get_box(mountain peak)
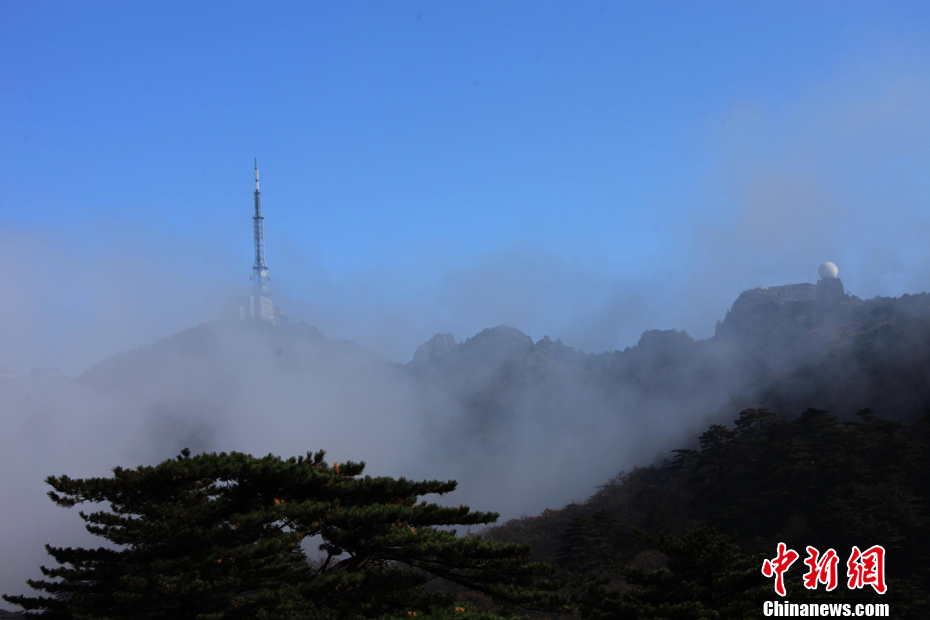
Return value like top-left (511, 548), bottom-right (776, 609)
top-left (459, 325), bottom-right (533, 356)
top-left (411, 333), bottom-right (458, 368)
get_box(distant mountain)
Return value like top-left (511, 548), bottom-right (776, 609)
top-left (78, 319), bottom-right (383, 393)
top-left (28, 280), bottom-right (930, 484)
top-left (406, 286), bottom-right (930, 438)
top-left (67, 277), bottom-right (930, 455)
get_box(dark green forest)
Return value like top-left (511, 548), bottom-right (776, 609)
top-left (487, 407), bottom-right (929, 617)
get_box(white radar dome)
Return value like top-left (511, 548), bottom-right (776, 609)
top-left (818, 262), bottom-right (839, 279)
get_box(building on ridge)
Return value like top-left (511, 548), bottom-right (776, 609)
top-left (733, 262), bottom-right (846, 307)
top-left (714, 262), bottom-right (849, 338)
top-left (814, 261), bottom-right (844, 305)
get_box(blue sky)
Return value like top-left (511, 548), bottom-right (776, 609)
top-left (2, 1), bottom-right (930, 372)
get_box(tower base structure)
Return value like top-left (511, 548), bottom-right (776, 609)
top-left (250, 294), bottom-right (278, 324)
top-left (221, 295), bottom-right (280, 326)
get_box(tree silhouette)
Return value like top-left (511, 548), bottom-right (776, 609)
top-left (578, 528), bottom-right (768, 620)
top-left (4, 449), bottom-right (564, 619)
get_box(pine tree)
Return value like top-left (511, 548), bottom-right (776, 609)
top-left (3, 449), bottom-right (565, 619)
top-left (577, 528), bottom-right (768, 620)
top-left (555, 510), bottom-right (623, 573)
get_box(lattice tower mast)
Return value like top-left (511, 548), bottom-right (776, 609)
top-left (251, 158), bottom-right (269, 295)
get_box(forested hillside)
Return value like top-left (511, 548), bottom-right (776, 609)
top-left (486, 407), bottom-right (929, 617)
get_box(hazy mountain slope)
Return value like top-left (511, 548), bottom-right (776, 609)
top-left (407, 291), bottom-right (930, 451)
top-left (0, 320), bottom-right (427, 607)
top-left (6, 288), bottom-right (930, 612)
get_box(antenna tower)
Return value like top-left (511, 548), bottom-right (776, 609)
top-left (252, 158), bottom-right (269, 296)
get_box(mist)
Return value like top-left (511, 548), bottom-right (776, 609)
top-left (3, 3), bottom-right (930, 610)
top-left (4, 64), bottom-right (930, 603)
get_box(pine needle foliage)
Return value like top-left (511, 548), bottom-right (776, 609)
top-left (555, 510), bottom-right (623, 573)
top-left (3, 449), bottom-right (563, 619)
top-left (576, 528), bottom-right (769, 620)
